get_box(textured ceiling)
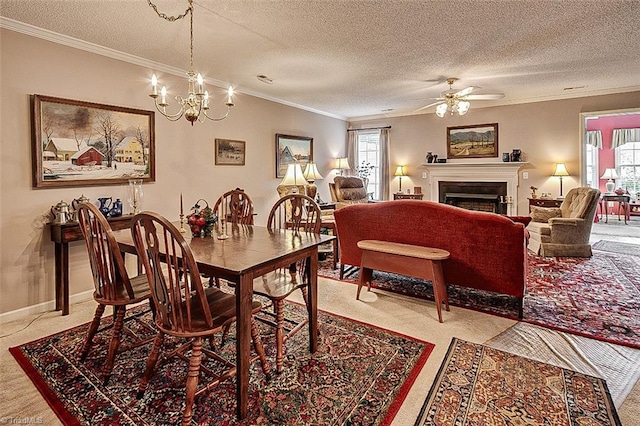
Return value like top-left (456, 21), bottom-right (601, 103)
top-left (2, 0), bottom-right (639, 120)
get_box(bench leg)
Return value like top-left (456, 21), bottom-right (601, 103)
top-left (430, 260), bottom-right (449, 323)
top-left (356, 267), bottom-right (373, 300)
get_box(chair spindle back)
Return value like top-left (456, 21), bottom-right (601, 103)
top-left (131, 212), bottom-right (213, 334)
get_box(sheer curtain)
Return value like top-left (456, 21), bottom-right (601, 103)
top-left (379, 128), bottom-right (390, 200)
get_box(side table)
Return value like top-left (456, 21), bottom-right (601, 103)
top-left (600, 194), bottom-right (630, 224)
top-left (49, 214), bottom-right (134, 315)
top-left (528, 198), bottom-right (562, 212)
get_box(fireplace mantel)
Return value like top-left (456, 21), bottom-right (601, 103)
top-left (419, 162), bottom-right (529, 215)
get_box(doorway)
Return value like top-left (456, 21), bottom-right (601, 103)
top-left (580, 108), bottom-right (640, 243)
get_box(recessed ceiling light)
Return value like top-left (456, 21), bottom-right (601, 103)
top-left (257, 74), bottom-right (273, 84)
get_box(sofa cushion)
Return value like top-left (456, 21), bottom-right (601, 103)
top-left (530, 206), bottom-right (562, 222)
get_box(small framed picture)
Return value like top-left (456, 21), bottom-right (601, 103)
top-left (214, 138), bottom-right (246, 165)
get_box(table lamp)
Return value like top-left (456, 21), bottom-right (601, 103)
top-left (335, 157), bottom-right (350, 175)
top-left (600, 168), bottom-right (618, 194)
top-left (553, 163), bottom-right (569, 197)
top-left (278, 163), bottom-right (305, 195)
top-left (394, 165), bottom-right (406, 193)
top-left (303, 161), bottom-right (324, 200)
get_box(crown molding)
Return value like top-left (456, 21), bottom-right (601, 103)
top-left (0, 17), bottom-right (347, 122)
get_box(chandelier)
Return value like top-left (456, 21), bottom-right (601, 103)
top-left (435, 97), bottom-right (470, 117)
top-left (147, 0), bottom-right (234, 125)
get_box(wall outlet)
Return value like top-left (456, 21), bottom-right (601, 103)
top-left (421, 171), bottom-right (427, 179)
top-left (522, 171), bottom-right (529, 179)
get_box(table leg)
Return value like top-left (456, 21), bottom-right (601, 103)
top-left (308, 249), bottom-right (318, 353)
top-left (236, 274), bottom-right (252, 420)
top-left (54, 242), bottom-right (70, 315)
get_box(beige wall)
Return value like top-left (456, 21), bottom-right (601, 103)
top-left (0, 29), bottom-right (347, 316)
top-left (350, 93), bottom-right (640, 210)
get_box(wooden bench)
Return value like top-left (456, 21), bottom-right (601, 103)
top-left (356, 240), bottom-right (451, 323)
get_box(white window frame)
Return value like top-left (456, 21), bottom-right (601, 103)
top-left (615, 141), bottom-right (640, 194)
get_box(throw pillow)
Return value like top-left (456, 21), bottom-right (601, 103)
top-left (530, 206), bottom-right (563, 223)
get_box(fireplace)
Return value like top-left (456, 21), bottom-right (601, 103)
top-left (420, 162), bottom-right (527, 215)
top-left (439, 181), bottom-right (507, 214)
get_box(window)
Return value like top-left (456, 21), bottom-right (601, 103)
top-left (616, 141), bottom-right (640, 194)
top-left (357, 130), bottom-right (381, 199)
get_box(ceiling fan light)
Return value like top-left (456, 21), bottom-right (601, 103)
top-left (458, 100), bottom-right (470, 115)
top-left (436, 103), bottom-right (448, 117)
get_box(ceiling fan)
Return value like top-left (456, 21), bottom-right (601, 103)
top-left (416, 78), bottom-right (504, 117)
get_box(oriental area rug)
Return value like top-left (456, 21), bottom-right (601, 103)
top-left (319, 244), bottom-right (640, 349)
top-left (414, 338), bottom-right (621, 426)
top-left (9, 302), bottom-right (433, 426)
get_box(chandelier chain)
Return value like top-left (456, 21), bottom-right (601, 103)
top-left (146, 0), bottom-right (192, 22)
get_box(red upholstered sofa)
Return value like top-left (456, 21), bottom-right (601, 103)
top-left (333, 200), bottom-right (528, 317)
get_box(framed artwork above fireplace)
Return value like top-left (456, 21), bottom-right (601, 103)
top-left (446, 123), bottom-right (498, 159)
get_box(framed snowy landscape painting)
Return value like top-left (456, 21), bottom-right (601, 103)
top-left (32, 94), bottom-right (155, 188)
top-left (275, 133), bottom-right (313, 178)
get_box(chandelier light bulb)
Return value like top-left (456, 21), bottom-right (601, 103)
top-left (151, 74), bottom-right (158, 96)
top-left (196, 73), bottom-right (204, 94)
top-left (226, 86), bottom-right (235, 106)
top-left (160, 86), bottom-right (167, 105)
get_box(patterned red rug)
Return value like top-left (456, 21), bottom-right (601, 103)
top-left (9, 302), bottom-right (433, 426)
top-left (414, 338), bottom-right (621, 425)
top-left (320, 246), bottom-right (640, 348)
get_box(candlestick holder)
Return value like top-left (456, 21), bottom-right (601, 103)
top-left (217, 218), bottom-right (229, 240)
top-left (179, 214), bottom-right (186, 233)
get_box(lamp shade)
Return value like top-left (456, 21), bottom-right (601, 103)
top-left (553, 163), bottom-right (569, 177)
top-left (279, 163), bottom-right (305, 186)
top-left (334, 157), bottom-right (350, 171)
top-left (303, 162), bottom-right (324, 181)
top-left (600, 168), bottom-right (619, 180)
top-left (394, 165), bottom-right (406, 177)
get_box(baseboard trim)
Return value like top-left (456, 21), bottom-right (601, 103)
top-left (0, 290), bottom-right (94, 324)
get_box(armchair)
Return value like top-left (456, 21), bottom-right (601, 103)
top-left (526, 187), bottom-right (601, 257)
top-left (329, 176), bottom-right (370, 209)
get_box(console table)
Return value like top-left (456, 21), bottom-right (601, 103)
top-left (49, 215), bottom-right (134, 315)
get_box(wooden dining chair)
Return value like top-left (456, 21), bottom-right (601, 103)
top-left (76, 202), bottom-right (154, 385)
top-left (130, 211), bottom-right (270, 426)
top-left (212, 187), bottom-right (255, 225)
top-left (207, 188), bottom-right (255, 288)
top-left (252, 193), bottom-right (322, 373)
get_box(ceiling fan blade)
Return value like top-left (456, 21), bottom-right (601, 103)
top-left (453, 86), bottom-right (481, 97)
top-left (414, 100), bottom-right (444, 112)
top-left (466, 93), bottom-right (505, 100)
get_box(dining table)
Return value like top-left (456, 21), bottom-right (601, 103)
top-left (112, 222), bottom-right (334, 419)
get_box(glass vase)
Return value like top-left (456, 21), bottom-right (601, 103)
top-left (128, 179), bottom-right (144, 214)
